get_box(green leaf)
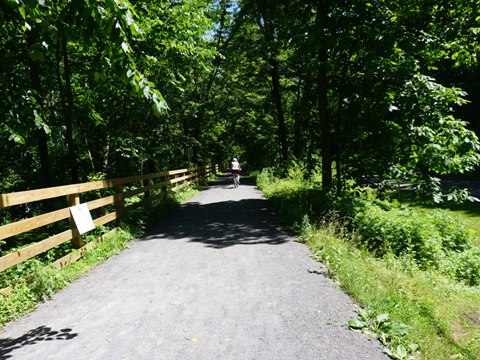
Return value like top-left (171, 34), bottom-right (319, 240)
top-left (376, 313), bottom-right (390, 323)
top-left (121, 41), bottom-right (130, 53)
top-left (143, 85), bottom-right (150, 98)
top-left (386, 323), bottom-right (411, 336)
top-left (347, 319), bottom-right (367, 330)
top-left (8, 133), bottom-right (25, 145)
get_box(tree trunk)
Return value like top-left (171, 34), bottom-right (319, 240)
top-left (84, 134), bottom-right (96, 173)
top-left (60, 26), bottom-right (79, 183)
top-left (335, 56), bottom-right (349, 194)
top-left (27, 32), bottom-right (52, 189)
top-left (293, 73), bottom-right (304, 159)
top-left (192, 107), bottom-right (203, 164)
top-left (270, 57), bottom-right (288, 162)
top-left (103, 133), bottom-right (111, 173)
top-left (36, 130), bottom-right (52, 188)
top-left (258, 12), bottom-right (289, 163)
top-left (317, 0), bottom-right (332, 189)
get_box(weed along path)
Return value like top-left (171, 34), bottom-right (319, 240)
top-left (0, 175), bottom-right (387, 360)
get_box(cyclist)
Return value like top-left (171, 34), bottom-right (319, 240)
top-left (230, 157), bottom-right (241, 185)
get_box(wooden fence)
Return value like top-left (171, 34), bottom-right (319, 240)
top-left (0, 164), bottom-right (219, 276)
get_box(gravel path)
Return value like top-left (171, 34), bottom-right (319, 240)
top-left (0, 175), bottom-right (387, 360)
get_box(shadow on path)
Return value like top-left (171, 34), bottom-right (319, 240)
top-left (142, 177), bottom-right (289, 248)
top-left (217, 173), bottom-right (256, 189)
top-left (0, 326), bottom-right (77, 360)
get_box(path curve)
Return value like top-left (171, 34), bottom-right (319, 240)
top-left (0, 175), bottom-right (387, 360)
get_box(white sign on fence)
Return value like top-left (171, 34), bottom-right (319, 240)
top-left (69, 203), bottom-right (95, 234)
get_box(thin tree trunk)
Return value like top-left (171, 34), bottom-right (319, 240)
top-left (258, 13), bottom-right (288, 163)
top-left (36, 130), bottom-right (52, 188)
top-left (270, 57), bottom-right (288, 162)
top-left (335, 56), bottom-right (349, 194)
top-left (293, 74), bottom-right (304, 159)
top-left (60, 26), bottom-right (79, 183)
top-left (84, 135), bottom-right (96, 173)
top-left (27, 32), bottom-right (52, 188)
top-left (192, 106), bottom-right (203, 164)
top-left (317, 0), bottom-right (332, 189)
top-left (103, 133), bottom-right (110, 173)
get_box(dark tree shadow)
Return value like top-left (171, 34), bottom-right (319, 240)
top-left (141, 175), bottom-right (290, 248)
top-left (0, 326), bottom-right (78, 359)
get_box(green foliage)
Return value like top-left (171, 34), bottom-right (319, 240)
top-left (354, 204), bottom-right (463, 264)
top-left (1, 0), bottom-right (222, 194)
top-left (256, 167), bottom-right (480, 358)
top-left (442, 248), bottom-right (480, 287)
top-left (310, 224), bottom-right (480, 358)
top-left (389, 74), bottom-right (480, 200)
top-left (0, 284), bottom-right (37, 327)
top-left (350, 194), bottom-right (479, 285)
top-left (348, 308), bottom-right (417, 359)
top-left (256, 165), bottom-right (334, 231)
top-left (2, 0), bottom-right (480, 200)
top-left (258, 165), bottom-right (480, 287)
top-left (26, 261), bottom-right (67, 302)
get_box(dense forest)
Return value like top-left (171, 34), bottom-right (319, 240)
top-left (1, 0), bottom-right (480, 197)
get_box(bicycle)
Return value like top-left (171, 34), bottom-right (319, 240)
top-left (232, 172), bottom-right (240, 188)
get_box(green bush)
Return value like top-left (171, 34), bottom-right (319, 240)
top-left (255, 165), bottom-right (480, 357)
top-left (353, 204), bottom-right (445, 269)
top-left (256, 166), bottom-right (334, 230)
top-left (442, 248), bottom-right (480, 286)
top-left (431, 210), bottom-right (470, 252)
top-left (352, 200), bottom-right (474, 273)
top-left (256, 165), bottom-right (480, 286)
top-left (257, 166), bottom-right (479, 286)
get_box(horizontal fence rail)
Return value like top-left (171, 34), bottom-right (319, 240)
top-left (0, 164), bottom-right (219, 277)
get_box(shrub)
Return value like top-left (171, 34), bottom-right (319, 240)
top-left (353, 204), bottom-right (445, 269)
top-left (257, 166), bottom-right (479, 286)
top-left (431, 210), bottom-right (470, 252)
top-left (441, 248), bottom-right (480, 286)
top-left (352, 201), bottom-right (473, 272)
top-left (256, 167), bottom-right (334, 230)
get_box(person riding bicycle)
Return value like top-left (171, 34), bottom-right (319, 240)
top-left (230, 157), bottom-right (241, 184)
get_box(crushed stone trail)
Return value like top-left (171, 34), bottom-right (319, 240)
top-left (0, 175), bottom-right (387, 360)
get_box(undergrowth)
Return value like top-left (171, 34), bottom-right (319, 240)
top-left (256, 165), bottom-right (480, 359)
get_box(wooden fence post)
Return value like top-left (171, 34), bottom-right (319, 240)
top-left (192, 168), bottom-right (198, 184)
top-left (143, 179), bottom-right (151, 199)
top-left (67, 193), bottom-right (84, 249)
top-left (161, 176), bottom-right (168, 197)
top-left (114, 185), bottom-right (125, 216)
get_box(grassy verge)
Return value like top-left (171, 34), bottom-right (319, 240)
top-left (304, 224), bottom-right (480, 359)
top-left (254, 168), bottom-right (480, 359)
top-left (0, 183), bottom-right (201, 328)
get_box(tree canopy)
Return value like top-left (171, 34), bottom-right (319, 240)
top-left (1, 0), bottom-right (479, 201)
